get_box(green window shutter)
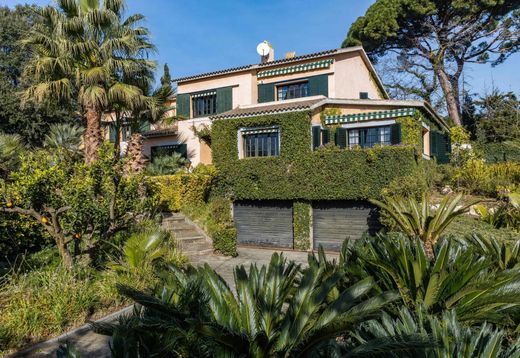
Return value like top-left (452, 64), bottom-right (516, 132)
top-left (258, 83), bottom-right (275, 103)
top-left (216, 86), bottom-right (233, 113)
top-left (177, 143), bottom-right (188, 159)
top-left (335, 127), bottom-right (347, 149)
top-left (109, 123), bottom-right (116, 143)
top-left (445, 133), bottom-right (451, 154)
top-left (312, 126), bottom-right (321, 149)
top-left (390, 123), bottom-right (402, 145)
top-left (139, 120), bottom-right (151, 133)
top-left (176, 93), bottom-right (190, 118)
top-left (321, 128), bottom-right (331, 145)
top-left (308, 74), bottom-right (329, 97)
top-left (430, 131), bottom-right (438, 158)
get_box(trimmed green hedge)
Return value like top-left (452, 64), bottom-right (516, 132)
top-left (212, 111), bottom-right (418, 201)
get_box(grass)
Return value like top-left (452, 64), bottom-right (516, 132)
top-left (445, 215), bottom-right (519, 242)
top-left (0, 237), bottom-right (186, 355)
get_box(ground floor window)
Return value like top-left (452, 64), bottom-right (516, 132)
top-left (150, 144), bottom-right (187, 161)
top-left (241, 127), bottom-right (280, 158)
top-left (348, 126), bottom-right (391, 148)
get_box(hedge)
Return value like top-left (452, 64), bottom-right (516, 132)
top-left (293, 201), bottom-right (311, 250)
top-left (212, 111), bottom-right (419, 201)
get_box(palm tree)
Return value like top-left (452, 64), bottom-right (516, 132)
top-left (95, 251), bottom-right (431, 357)
top-left (370, 193), bottom-right (474, 258)
top-left (145, 152), bottom-right (185, 176)
top-left (43, 123), bottom-right (84, 161)
top-left (0, 134), bottom-right (25, 178)
top-left (22, 0), bottom-right (155, 163)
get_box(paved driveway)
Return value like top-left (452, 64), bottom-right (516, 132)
top-left (11, 247), bottom-right (329, 358)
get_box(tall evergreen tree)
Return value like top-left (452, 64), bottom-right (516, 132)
top-left (160, 63), bottom-right (172, 92)
top-left (344, 0), bottom-right (520, 126)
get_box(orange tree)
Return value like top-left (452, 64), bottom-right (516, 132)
top-left (1, 144), bottom-right (157, 268)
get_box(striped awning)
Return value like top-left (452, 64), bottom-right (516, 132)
top-left (191, 90), bottom-right (216, 98)
top-left (257, 59), bottom-right (334, 79)
top-left (241, 126), bottom-right (279, 135)
top-left (324, 108), bottom-right (416, 125)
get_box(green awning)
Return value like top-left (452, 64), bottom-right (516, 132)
top-left (191, 90), bottom-right (216, 98)
top-left (241, 126), bottom-right (279, 135)
top-left (325, 108), bottom-right (416, 125)
top-left (257, 59), bottom-right (334, 79)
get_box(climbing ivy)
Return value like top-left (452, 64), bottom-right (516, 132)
top-left (212, 111), bottom-right (418, 201)
top-left (293, 201), bottom-right (311, 250)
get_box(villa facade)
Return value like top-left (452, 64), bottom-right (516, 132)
top-left (110, 46), bottom-right (451, 250)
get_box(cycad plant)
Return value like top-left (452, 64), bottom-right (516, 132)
top-left (95, 251), bottom-right (430, 357)
top-left (462, 234), bottom-right (520, 270)
top-left (43, 123), bottom-right (84, 161)
top-left (348, 235), bottom-right (520, 327)
top-left (22, 0), bottom-right (155, 163)
top-left (371, 193), bottom-right (474, 258)
top-left (354, 307), bottom-right (520, 358)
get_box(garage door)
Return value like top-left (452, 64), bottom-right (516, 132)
top-left (234, 201), bottom-right (293, 248)
top-left (313, 201), bottom-right (380, 251)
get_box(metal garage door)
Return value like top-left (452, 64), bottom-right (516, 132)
top-left (313, 201), bottom-right (380, 251)
top-left (234, 201), bottom-right (293, 248)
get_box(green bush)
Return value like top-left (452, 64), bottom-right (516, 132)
top-left (0, 212), bottom-right (52, 261)
top-left (212, 111), bottom-right (418, 201)
top-left (453, 159), bottom-right (520, 196)
top-left (148, 165), bottom-right (216, 212)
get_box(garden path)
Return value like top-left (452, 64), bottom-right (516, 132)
top-left (10, 247), bottom-right (328, 358)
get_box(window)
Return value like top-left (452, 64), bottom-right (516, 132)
top-left (348, 126), bottom-right (391, 148)
top-left (150, 144), bottom-right (187, 161)
top-left (277, 81), bottom-right (309, 100)
top-left (359, 92), bottom-right (369, 99)
top-left (192, 93), bottom-right (217, 117)
top-left (242, 127), bottom-right (280, 158)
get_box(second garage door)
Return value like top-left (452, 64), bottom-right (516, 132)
top-left (313, 201), bottom-right (380, 251)
top-left (234, 201), bottom-right (293, 248)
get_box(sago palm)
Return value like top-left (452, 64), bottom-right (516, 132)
top-left (95, 251), bottom-right (430, 357)
top-left (22, 0), bottom-right (155, 163)
top-left (145, 152), bottom-right (185, 176)
top-left (371, 193), bottom-right (474, 258)
top-left (348, 235), bottom-right (520, 327)
top-left (354, 306), bottom-right (520, 358)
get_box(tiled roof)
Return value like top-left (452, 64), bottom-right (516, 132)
top-left (210, 96), bottom-right (326, 120)
top-left (142, 128), bottom-right (177, 138)
top-left (172, 49), bottom-right (341, 83)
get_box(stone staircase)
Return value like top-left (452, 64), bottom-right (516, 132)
top-left (161, 213), bottom-right (213, 256)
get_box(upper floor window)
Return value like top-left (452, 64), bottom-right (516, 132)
top-left (241, 127), bottom-right (280, 158)
top-left (349, 126), bottom-right (391, 149)
top-left (277, 81), bottom-right (309, 101)
top-left (192, 92), bottom-right (217, 117)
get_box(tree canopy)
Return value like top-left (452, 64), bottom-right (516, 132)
top-left (343, 0), bottom-right (520, 126)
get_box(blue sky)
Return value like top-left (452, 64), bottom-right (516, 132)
top-left (3, 0), bottom-right (519, 96)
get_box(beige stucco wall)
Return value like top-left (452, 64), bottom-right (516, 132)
top-left (333, 52), bottom-right (383, 100)
top-left (178, 71), bottom-right (255, 109)
top-left (176, 117), bottom-right (212, 167)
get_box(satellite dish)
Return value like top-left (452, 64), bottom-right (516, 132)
top-left (256, 41), bottom-right (271, 56)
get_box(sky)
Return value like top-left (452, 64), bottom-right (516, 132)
top-left (2, 0), bottom-right (519, 96)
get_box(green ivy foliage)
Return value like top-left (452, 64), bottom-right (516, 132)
top-left (212, 111), bottom-right (418, 201)
top-left (293, 201), bottom-right (311, 250)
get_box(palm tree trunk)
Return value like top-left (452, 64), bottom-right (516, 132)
top-left (126, 132), bottom-right (148, 173)
top-left (84, 107), bottom-right (102, 164)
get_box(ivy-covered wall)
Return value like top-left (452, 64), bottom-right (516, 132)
top-left (293, 201), bottom-right (311, 250)
top-left (212, 111), bottom-right (418, 201)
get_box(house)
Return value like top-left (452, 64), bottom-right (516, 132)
top-left (116, 44), bottom-right (451, 250)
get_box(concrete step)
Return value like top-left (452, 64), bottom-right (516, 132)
top-left (183, 248), bottom-right (214, 256)
top-left (161, 212), bottom-right (213, 254)
top-left (177, 235), bottom-right (207, 244)
top-left (163, 222), bottom-right (194, 231)
top-left (173, 228), bottom-right (202, 238)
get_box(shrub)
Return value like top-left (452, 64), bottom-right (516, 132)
top-left (476, 140), bottom-right (520, 163)
top-left (148, 165), bottom-right (216, 212)
top-left (453, 159), bottom-right (520, 196)
top-left (204, 198), bottom-right (237, 256)
top-left (145, 153), bottom-right (186, 176)
top-left (293, 201), bottom-right (311, 250)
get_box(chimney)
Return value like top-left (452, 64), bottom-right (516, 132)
top-left (285, 51), bottom-right (296, 59)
